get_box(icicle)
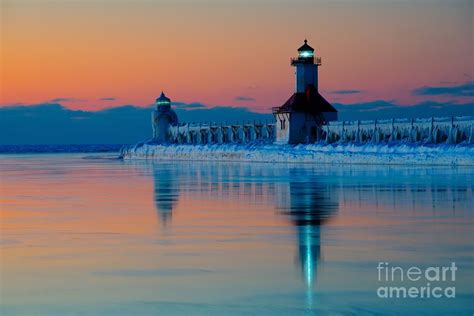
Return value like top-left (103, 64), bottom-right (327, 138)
top-left (262, 126), bottom-right (269, 140)
top-left (447, 126), bottom-right (459, 144)
top-left (432, 127), bottom-right (440, 144)
top-left (340, 128), bottom-right (347, 143)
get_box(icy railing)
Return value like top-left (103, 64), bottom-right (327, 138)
top-left (168, 121), bottom-right (276, 144)
top-left (166, 116), bottom-right (473, 145)
top-left (324, 116), bottom-right (474, 144)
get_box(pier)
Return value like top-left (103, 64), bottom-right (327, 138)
top-left (165, 116), bottom-right (474, 145)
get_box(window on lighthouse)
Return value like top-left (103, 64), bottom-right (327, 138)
top-left (299, 50), bottom-right (314, 58)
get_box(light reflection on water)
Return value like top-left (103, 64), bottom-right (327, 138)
top-left (1, 154), bottom-right (473, 315)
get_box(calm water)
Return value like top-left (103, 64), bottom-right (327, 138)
top-left (1, 154), bottom-right (473, 315)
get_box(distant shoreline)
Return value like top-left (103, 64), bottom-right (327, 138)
top-left (0, 144), bottom-right (125, 154)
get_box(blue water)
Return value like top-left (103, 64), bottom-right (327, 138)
top-left (0, 153), bottom-right (473, 315)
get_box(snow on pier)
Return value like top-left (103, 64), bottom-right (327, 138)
top-left (121, 142), bottom-right (474, 166)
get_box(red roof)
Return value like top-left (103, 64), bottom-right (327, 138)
top-left (274, 85), bottom-right (337, 114)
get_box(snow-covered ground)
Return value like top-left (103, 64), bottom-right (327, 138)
top-left (121, 142), bottom-right (474, 166)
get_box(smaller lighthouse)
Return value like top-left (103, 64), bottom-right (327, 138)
top-left (273, 40), bottom-right (337, 144)
top-left (152, 92), bottom-right (178, 143)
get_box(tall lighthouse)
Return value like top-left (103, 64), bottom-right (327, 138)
top-left (272, 40), bottom-right (337, 144)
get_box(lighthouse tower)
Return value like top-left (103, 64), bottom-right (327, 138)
top-left (152, 92), bottom-right (178, 143)
top-left (293, 39), bottom-right (320, 93)
top-left (272, 40), bottom-right (337, 144)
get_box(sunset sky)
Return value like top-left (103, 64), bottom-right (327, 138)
top-left (2, 0), bottom-right (473, 113)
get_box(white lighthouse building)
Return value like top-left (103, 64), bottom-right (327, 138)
top-left (152, 92), bottom-right (178, 143)
top-left (273, 40), bottom-right (337, 144)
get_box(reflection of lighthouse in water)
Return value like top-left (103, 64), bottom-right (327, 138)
top-left (150, 163), bottom-right (338, 287)
top-left (278, 172), bottom-right (338, 287)
top-left (153, 167), bottom-right (179, 226)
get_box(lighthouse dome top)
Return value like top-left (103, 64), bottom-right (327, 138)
top-left (156, 91), bottom-right (171, 104)
top-left (297, 39), bottom-right (314, 58)
top-left (156, 91), bottom-right (172, 112)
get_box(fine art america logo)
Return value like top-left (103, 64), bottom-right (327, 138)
top-left (377, 262), bottom-right (457, 299)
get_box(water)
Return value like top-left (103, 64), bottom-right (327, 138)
top-left (1, 154), bottom-right (473, 315)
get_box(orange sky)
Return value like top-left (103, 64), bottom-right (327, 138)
top-left (1, 0), bottom-right (472, 111)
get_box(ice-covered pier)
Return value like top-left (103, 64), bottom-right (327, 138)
top-left (165, 116), bottom-right (474, 145)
